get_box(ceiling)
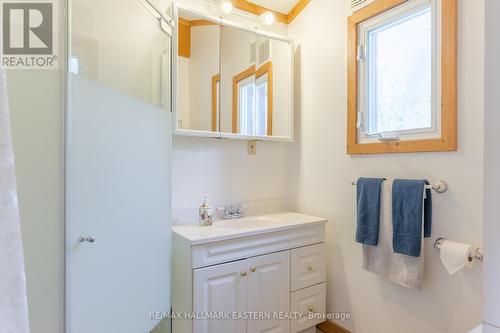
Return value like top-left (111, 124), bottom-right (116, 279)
top-left (247, 0), bottom-right (299, 14)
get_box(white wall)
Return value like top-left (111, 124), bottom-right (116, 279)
top-left (189, 25), bottom-right (220, 131)
top-left (171, 136), bottom-right (288, 223)
top-left (483, 0), bottom-right (500, 328)
top-left (6, 0), bottom-right (66, 331)
top-left (287, 0), bottom-right (484, 332)
top-left (269, 38), bottom-right (292, 137)
top-left (8, 70), bottom-right (65, 333)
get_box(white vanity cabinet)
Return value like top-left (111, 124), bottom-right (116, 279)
top-left (194, 251), bottom-right (290, 333)
top-left (172, 212), bottom-right (327, 333)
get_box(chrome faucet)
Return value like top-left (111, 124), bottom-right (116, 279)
top-left (221, 204), bottom-right (246, 220)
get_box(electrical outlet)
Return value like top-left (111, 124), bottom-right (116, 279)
top-left (247, 140), bottom-right (257, 155)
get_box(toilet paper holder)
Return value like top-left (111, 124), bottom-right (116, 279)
top-left (434, 237), bottom-right (484, 262)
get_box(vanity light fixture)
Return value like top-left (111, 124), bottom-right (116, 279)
top-left (260, 11), bottom-right (275, 25)
top-left (220, 0), bottom-right (233, 14)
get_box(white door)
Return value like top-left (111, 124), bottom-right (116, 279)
top-left (193, 260), bottom-right (248, 333)
top-left (67, 0), bottom-right (172, 332)
top-left (247, 251), bottom-right (291, 333)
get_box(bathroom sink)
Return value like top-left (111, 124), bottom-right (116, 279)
top-left (214, 215), bottom-right (282, 229)
top-left (172, 212), bottom-right (327, 245)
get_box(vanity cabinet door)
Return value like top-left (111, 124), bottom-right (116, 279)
top-left (246, 251), bottom-right (291, 333)
top-left (193, 260), bottom-right (248, 333)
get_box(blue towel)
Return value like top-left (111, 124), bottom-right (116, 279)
top-left (356, 177), bottom-right (385, 246)
top-left (392, 179), bottom-right (432, 257)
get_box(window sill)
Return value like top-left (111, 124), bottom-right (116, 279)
top-left (347, 137), bottom-right (457, 155)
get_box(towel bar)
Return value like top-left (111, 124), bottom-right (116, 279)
top-left (351, 179), bottom-right (448, 193)
top-left (434, 237), bottom-right (484, 262)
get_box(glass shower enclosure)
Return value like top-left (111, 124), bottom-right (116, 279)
top-left (66, 0), bottom-right (173, 332)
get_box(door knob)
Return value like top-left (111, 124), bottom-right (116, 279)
top-left (250, 267), bottom-right (256, 272)
top-left (79, 236), bottom-right (95, 243)
top-left (240, 272), bottom-right (247, 277)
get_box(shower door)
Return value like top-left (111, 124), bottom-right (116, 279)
top-left (66, 0), bottom-right (172, 332)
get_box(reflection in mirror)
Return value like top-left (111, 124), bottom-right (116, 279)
top-left (219, 25), bottom-right (292, 138)
top-left (177, 9), bottom-right (220, 132)
top-left (219, 26), bottom-right (256, 134)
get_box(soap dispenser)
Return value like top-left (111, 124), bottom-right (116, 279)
top-left (199, 195), bottom-right (214, 226)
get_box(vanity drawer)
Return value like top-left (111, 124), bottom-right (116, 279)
top-left (191, 225), bottom-right (325, 268)
top-left (290, 283), bottom-right (326, 333)
top-left (291, 244), bottom-right (326, 291)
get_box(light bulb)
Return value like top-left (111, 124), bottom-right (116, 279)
top-left (260, 11), bottom-right (275, 25)
top-left (220, 0), bottom-right (233, 14)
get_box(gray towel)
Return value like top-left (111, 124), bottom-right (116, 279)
top-left (363, 180), bottom-right (425, 290)
top-left (356, 177), bottom-right (385, 246)
top-left (392, 179), bottom-right (432, 257)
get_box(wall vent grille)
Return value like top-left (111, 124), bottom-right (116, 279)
top-left (258, 39), bottom-right (271, 66)
top-left (250, 42), bottom-right (256, 65)
top-left (351, 0), bottom-right (367, 8)
top-left (351, 0), bottom-right (374, 12)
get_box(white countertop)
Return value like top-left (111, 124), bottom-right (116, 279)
top-left (172, 212), bottom-right (327, 245)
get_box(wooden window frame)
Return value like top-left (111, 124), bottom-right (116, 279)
top-left (232, 61), bottom-right (273, 136)
top-left (256, 62), bottom-right (273, 136)
top-left (347, 0), bottom-right (457, 154)
top-left (211, 74), bottom-right (220, 132)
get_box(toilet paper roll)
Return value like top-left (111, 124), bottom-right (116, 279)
top-left (439, 240), bottom-right (475, 275)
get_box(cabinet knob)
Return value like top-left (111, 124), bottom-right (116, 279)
top-left (250, 267), bottom-right (256, 272)
top-left (307, 264), bottom-right (313, 272)
top-left (307, 306), bottom-right (315, 313)
top-left (240, 272), bottom-right (247, 277)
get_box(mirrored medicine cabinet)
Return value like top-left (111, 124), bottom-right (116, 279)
top-left (172, 3), bottom-right (294, 141)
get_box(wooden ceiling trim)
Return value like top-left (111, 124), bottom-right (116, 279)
top-left (232, 0), bottom-right (288, 23)
top-left (286, 0), bottom-right (311, 24)
top-left (180, 1), bottom-right (311, 27)
top-left (233, 0), bottom-right (311, 25)
top-left (190, 19), bottom-right (218, 26)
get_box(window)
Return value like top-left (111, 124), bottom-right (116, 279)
top-left (238, 74), bottom-right (268, 136)
top-left (255, 75), bottom-right (268, 135)
top-left (347, 0), bottom-right (457, 154)
top-left (232, 62), bottom-right (273, 136)
top-left (363, 3), bottom-right (433, 137)
top-left (239, 76), bottom-right (257, 135)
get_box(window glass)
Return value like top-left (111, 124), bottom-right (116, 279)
top-left (366, 5), bottom-right (432, 135)
top-left (256, 80), bottom-right (268, 136)
top-left (239, 81), bottom-right (255, 135)
top-left (238, 76), bottom-right (268, 136)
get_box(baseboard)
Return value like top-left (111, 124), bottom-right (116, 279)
top-left (317, 320), bottom-right (352, 333)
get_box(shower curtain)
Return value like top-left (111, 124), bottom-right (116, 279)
top-left (0, 68), bottom-right (30, 333)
